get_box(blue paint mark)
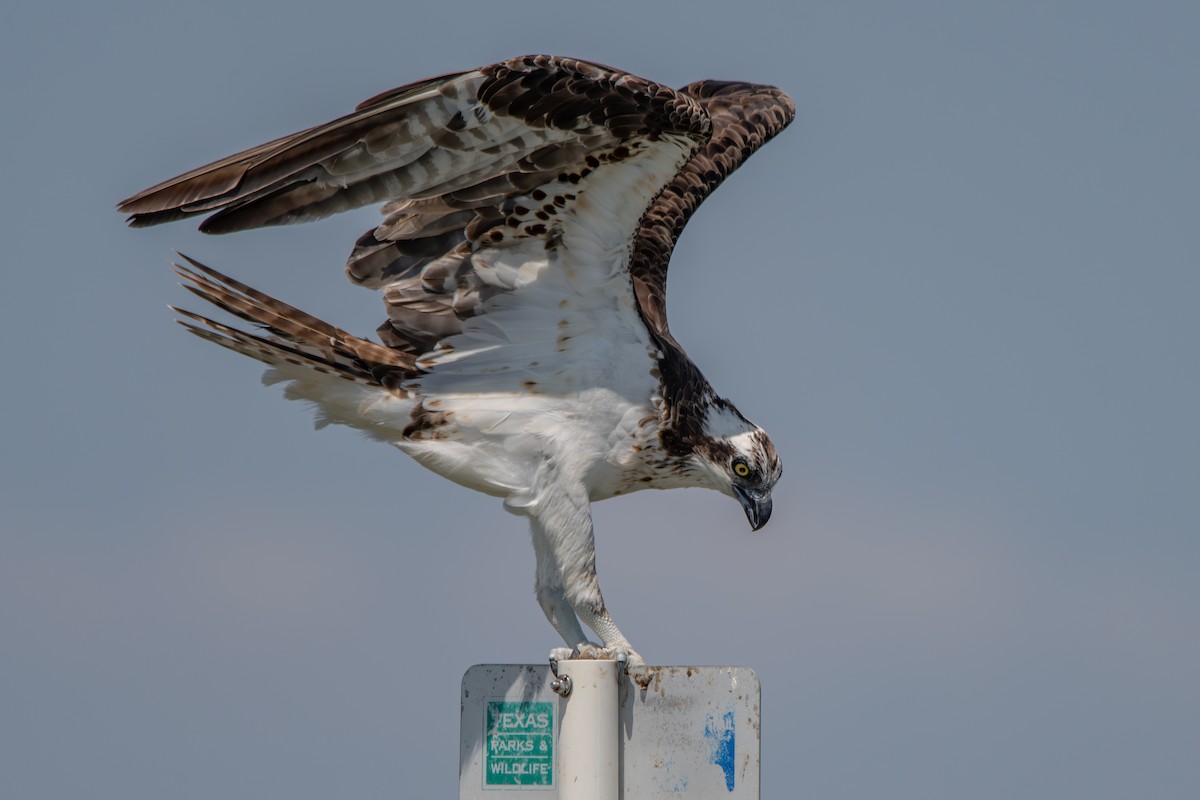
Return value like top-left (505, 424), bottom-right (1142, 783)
top-left (705, 710), bottom-right (736, 791)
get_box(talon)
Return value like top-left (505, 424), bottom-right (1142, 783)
top-left (626, 662), bottom-right (654, 690)
top-left (554, 641), bottom-right (646, 671)
top-left (571, 642), bottom-right (608, 660)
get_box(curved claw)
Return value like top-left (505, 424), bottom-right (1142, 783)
top-left (570, 642), bottom-right (610, 661)
top-left (550, 641), bottom-right (647, 682)
top-left (548, 646), bottom-right (575, 664)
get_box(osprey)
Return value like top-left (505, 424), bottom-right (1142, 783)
top-left (120, 55), bottom-right (793, 669)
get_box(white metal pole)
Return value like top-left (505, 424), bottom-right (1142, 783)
top-left (555, 659), bottom-right (619, 800)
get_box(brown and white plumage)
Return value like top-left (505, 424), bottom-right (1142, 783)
top-left (121, 55), bottom-right (793, 668)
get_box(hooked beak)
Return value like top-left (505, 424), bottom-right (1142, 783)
top-left (734, 486), bottom-right (773, 531)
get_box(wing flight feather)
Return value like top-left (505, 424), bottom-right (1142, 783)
top-left (119, 56), bottom-right (794, 371)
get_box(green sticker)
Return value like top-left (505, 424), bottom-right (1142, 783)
top-left (484, 701), bottom-right (554, 787)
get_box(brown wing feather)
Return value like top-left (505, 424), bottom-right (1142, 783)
top-left (118, 55), bottom-right (708, 241)
top-left (118, 72), bottom-right (476, 230)
top-left (629, 81), bottom-right (796, 340)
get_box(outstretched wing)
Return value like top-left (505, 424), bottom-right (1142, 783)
top-left (120, 56), bottom-right (713, 359)
top-left (120, 57), bottom-right (793, 374)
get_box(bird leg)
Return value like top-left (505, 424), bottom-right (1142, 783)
top-left (532, 528), bottom-right (589, 649)
top-left (529, 504), bottom-right (644, 672)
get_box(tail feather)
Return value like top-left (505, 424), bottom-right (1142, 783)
top-left (172, 254), bottom-right (416, 390)
top-left (172, 307), bottom-right (355, 379)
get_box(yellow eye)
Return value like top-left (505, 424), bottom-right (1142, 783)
top-left (733, 461), bottom-right (751, 478)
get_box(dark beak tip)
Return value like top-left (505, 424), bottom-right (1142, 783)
top-left (737, 490), bottom-right (772, 532)
top-left (750, 506), bottom-right (772, 532)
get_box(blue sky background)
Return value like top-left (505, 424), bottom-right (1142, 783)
top-left (2, 1), bottom-right (1197, 797)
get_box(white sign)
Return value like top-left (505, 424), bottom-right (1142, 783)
top-left (460, 664), bottom-right (760, 799)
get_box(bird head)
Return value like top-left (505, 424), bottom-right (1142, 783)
top-left (692, 401), bottom-right (782, 531)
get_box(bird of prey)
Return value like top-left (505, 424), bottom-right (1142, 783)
top-left (119, 55), bottom-right (793, 669)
